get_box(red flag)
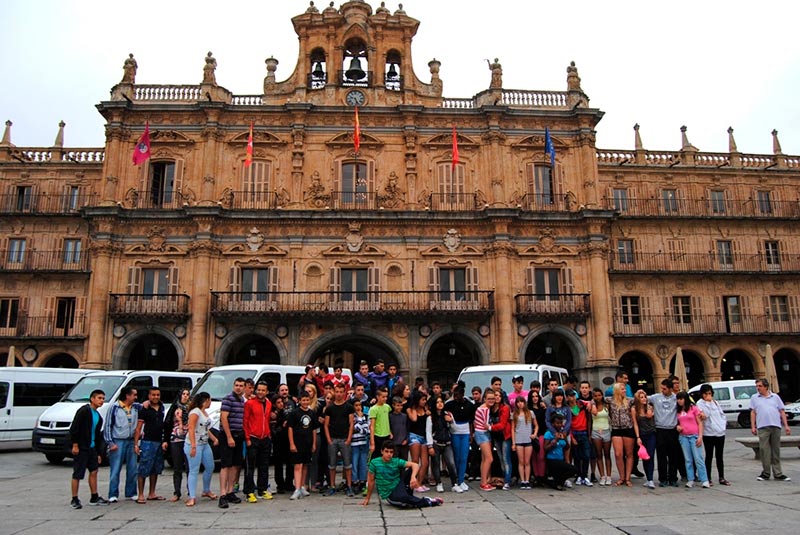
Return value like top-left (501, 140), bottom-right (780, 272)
top-left (451, 124), bottom-right (459, 172)
top-left (245, 122), bottom-right (254, 167)
top-left (354, 106), bottom-right (361, 153)
top-left (131, 122), bottom-right (151, 166)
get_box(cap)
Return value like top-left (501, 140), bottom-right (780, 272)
top-left (566, 389), bottom-right (578, 396)
top-left (512, 375), bottom-right (524, 382)
top-left (305, 364), bottom-right (314, 371)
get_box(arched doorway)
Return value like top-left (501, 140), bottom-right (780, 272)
top-left (127, 333), bottom-right (180, 371)
top-left (41, 353), bottom-right (79, 368)
top-left (226, 334), bottom-right (281, 365)
top-left (306, 336), bottom-right (399, 373)
top-left (524, 332), bottom-right (575, 372)
top-left (669, 349), bottom-right (705, 388)
top-left (427, 334), bottom-right (480, 390)
top-left (619, 351), bottom-right (654, 392)
top-left (774, 348), bottom-right (799, 402)
top-left (720, 349), bottom-right (754, 381)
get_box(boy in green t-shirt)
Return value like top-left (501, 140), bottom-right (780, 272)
top-left (369, 387), bottom-right (392, 460)
top-left (361, 440), bottom-right (443, 508)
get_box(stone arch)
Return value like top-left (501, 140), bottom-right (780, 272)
top-left (213, 325), bottom-right (288, 367)
top-left (720, 347), bottom-right (759, 380)
top-left (112, 326), bottom-right (185, 370)
top-left (302, 326), bottom-right (409, 372)
top-left (619, 350), bottom-right (657, 392)
top-left (37, 350), bottom-right (80, 368)
top-left (518, 324), bottom-right (588, 371)
top-left (420, 325), bottom-right (491, 368)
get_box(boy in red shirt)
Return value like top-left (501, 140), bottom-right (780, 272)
top-left (243, 382), bottom-right (273, 502)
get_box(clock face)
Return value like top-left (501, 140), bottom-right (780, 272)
top-left (346, 90), bottom-right (365, 106)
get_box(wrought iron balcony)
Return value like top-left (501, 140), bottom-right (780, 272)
top-left (515, 193), bottom-right (571, 212)
top-left (603, 197), bottom-right (800, 219)
top-left (609, 252), bottom-right (800, 274)
top-left (329, 191), bottom-right (380, 210)
top-left (121, 190), bottom-right (190, 210)
top-left (211, 290), bottom-right (495, 321)
top-left (0, 250), bottom-right (90, 273)
top-left (514, 293), bottom-right (591, 320)
top-left (109, 294), bottom-right (190, 321)
top-left (0, 315), bottom-right (86, 339)
top-left (0, 193), bottom-right (97, 215)
top-left (612, 314), bottom-right (800, 337)
top-left (219, 190), bottom-right (281, 210)
top-left (427, 193), bottom-right (481, 211)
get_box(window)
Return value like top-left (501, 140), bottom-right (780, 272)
top-left (733, 385), bottom-right (757, 400)
top-left (63, 239), bottom-right (81, 264)
top-left (341, 268), bottom-right (369, 301)
top-left (255, 372), bottom-right (281, 393)
top-left (770, 296), bottom-right (790, 321)
top-left (756, 191), bottom-right (772, 214)
top-left (66, 186), bottom-right (81, 211)
top-left (0, 382), bottom-right (7, 409)
top-left (13, 383), bottom-right (76, 407)
top-left (620, 296), bottom-right (641, 325)
top-left (439, 268), bottom-right (467, 301)
top-left (241, 160), bottom-right (271, 204)
top-left (712, 388), bottom-right (731, 401)
top-left (662, 189), bottom-right (678, 214)
top-left (142, 268), bottom-right (169, 297)
top-left (723, 296), bottom-right (741, 329)
top-left (531, 165), bottom-right (554, 205)
top-left (672, 296), bottom-right (692, 324)
top-left (149, 161), bottom-right (176, 207)
top-left (55, 297), bottom-right (76, 333)
top-left (15, 186), bottom-right (33, 212)
top-left (241, 268), bottom-right (271, 301)
top-left (534, 269), bottom-right (560, 299)
top-left (764, 241), bottom-right (781, 270)
top-left (716, 240), bottom-right (733, 270)
top-left (0, 298), bottom-right (19, 328)
top-left (617, 239), bottom-right (634, 264)
top-left (612, 188), bottom-right (628, 212)
top-left (710, 190), bottom-right (727, 214)
top-left (7, 239), bottom-right (26, 264)
top-left (341, 162), bottom-right (369, 205)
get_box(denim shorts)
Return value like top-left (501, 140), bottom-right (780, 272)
top-left (137, 440), bottom-right (164, 477)
top-left (591, 429), bottom-right (611, 443)
top-left (473, 431), bottom-right (491, 445)
top-left (409, 432), bottom-right (426, 446)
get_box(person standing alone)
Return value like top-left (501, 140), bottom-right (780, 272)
top-left (750, 378), bottom-right (791, 481)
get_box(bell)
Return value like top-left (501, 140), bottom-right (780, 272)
top-left (312, 62), bottom-right (324, 79)
top-left (345, 57), bottom-right (366, 81)
top-left (386, 63), bottom-right (398, 80)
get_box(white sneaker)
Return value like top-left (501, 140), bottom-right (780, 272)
top-left (459, 482), bottom-right (470, 492)
top-left (452, 484), bottom-right (464, 493)
top-left (646, 480), bottom-right (655, 489)
top-left (436, 483), bottom-right (444, 492)
top-left (564, 479), bottom-right (573, 489)
top-left (575, 477), bottom-right (583, 486)
top-left (300, 486), bottom-right (310, 497)
top-left (290, 489), bottom-right (302, 500)
top-left (685, 481), bottom-right (694, 488)
top-left (583, 478), bottom-right (593, 487)
top-left (702, 481), bottom-right (710, 488)
top-left (108, 497), bottom-right (118, 503)
top-left (606, 476), bottom-right (613, 486)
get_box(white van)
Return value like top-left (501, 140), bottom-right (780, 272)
top-left (32, 370), bottom-right (203, 463)
top-left (457, 364), bottom-right (569, 397)
top-left (0, 367), bottom-right (96, 450)
top-left (688, 379), bottom-right (758, 427)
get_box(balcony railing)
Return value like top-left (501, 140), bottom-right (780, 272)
top-left (211, 291), bottom-right (494, 321)
top-left (0, 315), bottom-right (86, 338)
top-left (109, 294), bottom-right (190, 321)
top-left (222, 190), bottom-right (281, 210)
top-left (0, 250), bottom-right (90, 273)
top-left (609, 252), bottom-right (800, 274)
top-left (329, 191), bottom-right (380, 210)
top-left (123, 190), bottom-right (190, 210)
top-left (514, 294), bottom-right (591, 320)
top-left (428, 193), bottom-right (481, 211)
top-left (516, 193), bottom-right (570, 212)
top-left (306, 72), bottom-right (328, 90)
top-left (0, 193), bottom-right (97, 215)
top-left (612, 314), bottom-right (800, 336)
top-left (336, 70), bottom-right (373, 88)
top-left (603, 197), bottom-right (800, 219)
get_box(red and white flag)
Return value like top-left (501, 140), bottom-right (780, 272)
top-left (354, 106), bottom-right (361, 154)
top-left (245, 122), bottom-right (254, 167)
top-left (131, 122), bottom-right (151, 166)
top-left (451, 124), bottom-right (459, 172)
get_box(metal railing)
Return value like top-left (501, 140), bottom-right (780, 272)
top-left (609, 251), bottom-right (800, 273)
top-left (109, 294), bottom-right (190, 320)
top-left (516, 193), bottom-right (570, 212)
top-left (428, 193), bottom-right (481, 211)
top-left (123, 190), bottom-right (190, 210)
top-left (612, 314), bottom-right (800, 336)
top-left (211, 290), bottom-right (495, 320)
top-left (223, 190), bottom-right (281, 210)
top-left (514, 293), bottom-right (591, 319)
top-left (0, 315), bottom-right (86, 338)
top-left (0, 193), bottom-right (97, 215)
top-left (603, 197), bottom-right (800, 219)
top-left (0, 250), bottom-right (90, 272)
top-left (329, 191), bottom-right (380, 210)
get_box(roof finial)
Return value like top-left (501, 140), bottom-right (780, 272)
top-left (727, 127), bottom-right (738, 153)
top-left (53, 120), bottom-right (65, 148)
top-left (680, 125), bottom-right (697, 151)
top-left (633, 123), bottom-right (643, 150)
top-left (772, 129), bottom-right (783, 155)
top-left (0, 120), bottom-right (11, 146)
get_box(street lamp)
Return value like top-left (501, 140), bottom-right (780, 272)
top-left (545, 344), bottom-right (553, 355)
top-left (782, 359), bottom-right (790, 372)
top-left (733, 360), bottom-right (741, 373)
top-left (632, 361), bottom-right (639, 375)
top-left (448, 342), bottom-right (456, 357)
top-left (150, 345), bottom-right (158, 358)
top-left (685, 364), bottom-right (691, 375)
top-left (249, 345), bottom-right (257, 358)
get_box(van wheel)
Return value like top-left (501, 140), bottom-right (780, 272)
top-left (737, 411), bottom-right (751, 428)
top-left (45, 454), bottom-right (64, 464)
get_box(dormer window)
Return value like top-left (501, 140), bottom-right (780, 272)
top-left (309, 48), bottom-right (327, 90)
top-left (385, 50), bottom-right (402, 91)
top-left (342, 38), bottom-right (369, 87)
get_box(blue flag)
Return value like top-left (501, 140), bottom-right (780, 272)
top-left (544, 127), bottom-right (556, 167)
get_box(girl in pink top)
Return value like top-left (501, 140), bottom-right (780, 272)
top-left (675, 391), bottom-right (709, 488)
top-left (474, 389), bottom-right (496, 491)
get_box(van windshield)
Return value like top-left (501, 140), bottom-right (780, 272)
top-left (63, 376), bottom-right (125, 402)
top-left (458, 370), bottom-right (540, 396)
top-left (193, 369), bottom-right (258, 401)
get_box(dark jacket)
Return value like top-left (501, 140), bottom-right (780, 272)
top-left (70, 404), bottom-right (105, 451)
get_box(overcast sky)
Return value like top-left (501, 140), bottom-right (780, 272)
top-left (2, 0), bottom-right (798, 155)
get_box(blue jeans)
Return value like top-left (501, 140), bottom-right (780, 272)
top-left (352, 443), bottom-right (369, 483)
top-left (107, 438), bottom-right (137, 499)
top-left (572, 431), bottom-right (591, 479)
top-left (678, 434), bottom-right (708, 483)
top-left (492, 437), bottom-right (512, 484)
top-left (184, 441), bottom-right (214, 499)
top-left (452, 433), bottom-right (471, 485)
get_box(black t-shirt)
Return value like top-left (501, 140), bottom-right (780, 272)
top-left (325, 401), bottom-right (355, 439)
top-left (444, 397), bottom-right (476, 424)
top-left (287, 407), bottom-right (317, 452)
top-left (138, 404), bottom-right (165, 442)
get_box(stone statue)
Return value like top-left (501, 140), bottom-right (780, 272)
top-left (304, 171), bottom-right (330, 207)
top-left (567, 61), bottom-right (581, 92)
top-left (203, 52), bottom-right (217, 85)
top-left (487, 58), bottom-right (502, 89)
top-left (121, 54), bottom-right (137, 84)
top-left (378, 171), bottom-right (405, 209)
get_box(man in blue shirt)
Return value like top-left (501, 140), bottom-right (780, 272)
top-left (750, 378), bottom-right (792, 481)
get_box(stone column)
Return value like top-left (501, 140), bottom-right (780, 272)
top-left (587, 241), bottom-right (615, 368)
top-left (488, 241), bottom-right (517, 363)
top-left (185, 241), bottom-right (217, 370)
top-left (85, 242), bottom-right (116, 369)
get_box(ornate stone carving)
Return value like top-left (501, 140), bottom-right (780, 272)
top-left (187, 240), bottom-right (222, 257)
top-left (377, 171), bottom-right (405, 209)
top-left (443, 228), bottom-right (461, 253)
top-left (202, 52), bottom-right (217, 85)
top-left (147, 226), bottom-right (167, 251)
top-left (121, 53), bottom-right (137, 84)
top-left (124, 188), bottom-right (139, 208)
top-left (219, 187), bottom-right (234, 209)
top-left (304, 171), bottom-right (330, 208)
top-left (485, 242), bottom-right (517, 258)
top-left (276, 188), bottom-right (290, 207)
top-left (345, 222), bottom-right (364, 253)
top-left (247, 227), bottom-right (264, 251)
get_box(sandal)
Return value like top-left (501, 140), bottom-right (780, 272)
top-left (625, 480), bottom-right (633, 487)
top-left (169, 495), bottom-right (180, 502)
top-left (612, 479), bottom-right (624, 487)
top-left (201, 491), bottom-right (218, 500)
top-left (719, 479), bottom-right (731, 486)
top-left (185, 498), bottom-right (196, 507)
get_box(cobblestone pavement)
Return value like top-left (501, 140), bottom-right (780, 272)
top-left (1, 428), bottom-right (798, 535)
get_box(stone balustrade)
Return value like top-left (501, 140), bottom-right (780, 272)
top-left (231, 95), bottom-right (264, 106)
top-left (134, 85), bottom-right (202, 101)
top-left (8, 148), bottom-right (104, 163)
top-left (500, 89), bottom-right (568, 108)
top-left (441, 97), bottom-right (475, 109)
top-left (598, 149), bottom-right (796, 170)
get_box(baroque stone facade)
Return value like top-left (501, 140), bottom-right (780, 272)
top-left (1, 1), bottom-right (798, 396)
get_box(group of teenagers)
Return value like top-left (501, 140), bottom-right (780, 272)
top-left (68, 362), bottom-right (792, 510)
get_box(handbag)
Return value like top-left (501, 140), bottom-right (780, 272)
top-left (637, 443), bottom-right (650, 461)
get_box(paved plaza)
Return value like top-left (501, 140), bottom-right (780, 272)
top-left (1, 428), bottom-right (798, 535)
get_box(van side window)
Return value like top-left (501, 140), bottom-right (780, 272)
top-left (733, 386), bottom-right (757, 400)
top-left (159, 376), bottom-right (193, 403)
top-left (541, 371), bottom-right (551, 385)
top-left (13, 383), bottom-right (74, 407)
top-left (713, 388), bottom-right (731, 401)
top-left (128, 376), bottom-right (154, 397)
top-left (256, 373), bottom-right (281, 394)
top-left (0, 382), bottom-right (8, 408)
